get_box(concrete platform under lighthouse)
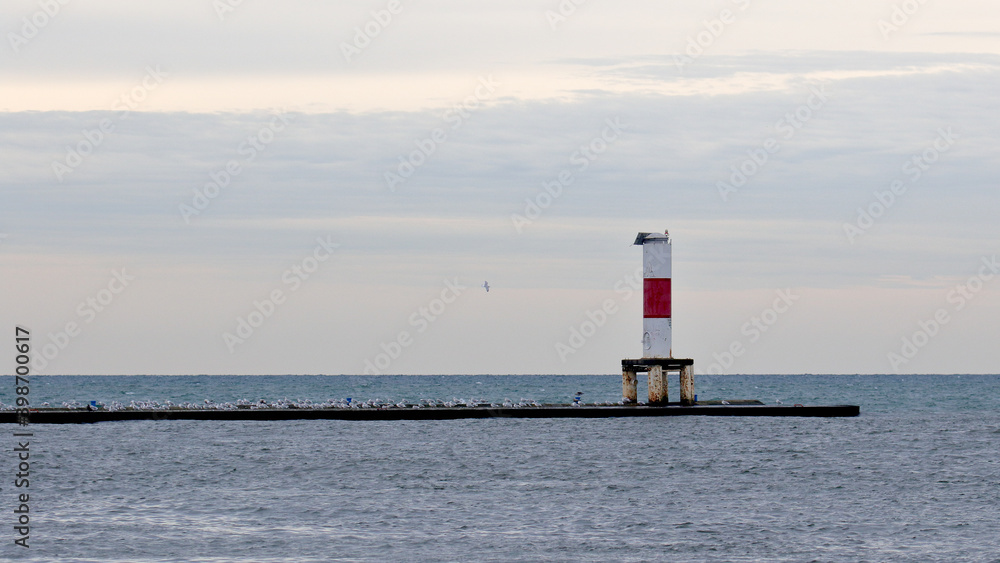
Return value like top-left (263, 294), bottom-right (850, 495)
top-left (622, 358), bottom-right (695, 406)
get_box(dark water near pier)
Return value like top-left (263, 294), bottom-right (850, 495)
top-left (2, 374), bottom-right (999, 562)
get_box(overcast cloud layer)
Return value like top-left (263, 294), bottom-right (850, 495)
top-left (2, 1), bottom-right (998, 375)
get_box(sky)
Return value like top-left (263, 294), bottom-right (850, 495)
top-left (2, 0), bottom-right (998, 376)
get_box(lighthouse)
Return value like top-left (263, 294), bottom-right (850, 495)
top-left (622, 230), bottom-right (694, 405)
top-left (635, 231), bottom-right (672, 358)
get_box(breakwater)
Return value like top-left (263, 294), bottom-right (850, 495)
top-left (1, 401), bottom-right (859, 423)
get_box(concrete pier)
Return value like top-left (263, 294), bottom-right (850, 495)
top-left (622, 358), bottom-right (696, 405)
top-left (0, 403), bottom-right (860, 424)
top-left (680, 364), bottom-right (694, 406)
top-left (622, 370), bottom-right (638, 403)
top-left (648, 365), bottom-right (666, 404)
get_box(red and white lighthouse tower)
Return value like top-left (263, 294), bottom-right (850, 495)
top-left (622, 229), bottom-right (694, 405)
top-left (635, 231), bottom-right (672, 358)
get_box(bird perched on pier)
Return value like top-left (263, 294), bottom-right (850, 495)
top-left (483, 281), bottom-right (490, 292)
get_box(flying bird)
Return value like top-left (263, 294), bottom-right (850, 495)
top-left (483, 281), bottom-right (490, 292)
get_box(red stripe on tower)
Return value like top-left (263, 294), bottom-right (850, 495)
top-left (643, 278), bottom-right (671, 318)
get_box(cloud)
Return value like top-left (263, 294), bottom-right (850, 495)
top-left (2, 50), bottom-right (998, 374)
top-left (3, 53), bottom-right (998, 262)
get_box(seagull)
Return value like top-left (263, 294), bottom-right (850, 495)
top-left (483, 281), bottom-right (490, 292)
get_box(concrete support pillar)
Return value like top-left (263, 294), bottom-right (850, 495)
top-left (648, 365), bottom-right (667, 405)
top-left (680, 365), bottom-right (695, 406)
top-left (622, 370), bottom-right (637, 403)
